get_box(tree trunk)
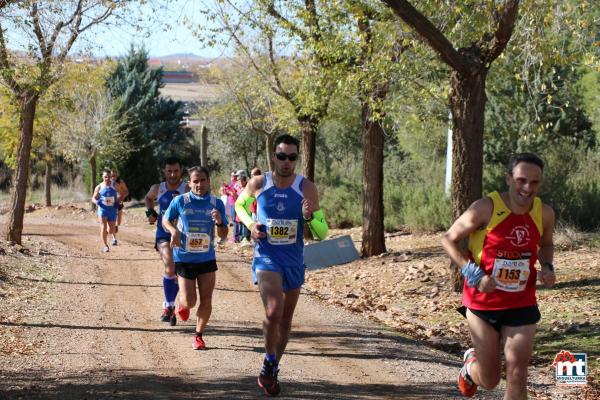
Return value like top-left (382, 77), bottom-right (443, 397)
top-left (44, 160), bottom-right (52, 207)
top-left (449, 69), bottom-right (487, 220)
top-left (199, 124), bottom-right (208, 167)
top-left (90, 154), bottom-right (97, 195)
top-left (448, 66), bottom-right (487, 291)
top-left (360, 101), bottom-right (386, 257)
top-left (299, 117), bottom-right (317, 182)
top-left (265, 134), bottom-right (275, 172)
top-left (5, 93), bottom-right (38, 244)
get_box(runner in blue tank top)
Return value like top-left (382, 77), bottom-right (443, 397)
top-left (163, 166), bottom-right (228, 350)
top-left (144, 157), bottom-right (189, 326)
top-left (91, 170), bottom-right (119, 253)
top-left (109, 169), bottom-right (129, 246)
top-left (235, 134), bottom-right (329, 396)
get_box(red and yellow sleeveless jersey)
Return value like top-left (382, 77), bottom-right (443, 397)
top-left (464, 191), bottom-right (543, 310)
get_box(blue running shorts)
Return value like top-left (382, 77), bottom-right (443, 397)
top-left (98, 209), bottom-right (117, 222)
top-left (252, 257), bottom-right (305, 292)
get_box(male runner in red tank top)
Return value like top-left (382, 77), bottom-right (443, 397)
top-left (442, 153), bottom-right (556, 399)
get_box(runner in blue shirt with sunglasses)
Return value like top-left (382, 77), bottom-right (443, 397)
top-left (235, 134), bottom-right (329, 397)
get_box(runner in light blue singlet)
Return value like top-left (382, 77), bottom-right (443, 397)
top-left (162, 166), bottom-right (228, 351)
top-left (92, 170), bottom-right (119, 253)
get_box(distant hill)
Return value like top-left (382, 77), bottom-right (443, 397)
top-left (148, 53), bottom-right (232, 69)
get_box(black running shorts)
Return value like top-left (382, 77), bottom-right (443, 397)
top-left (154, 238), bottom-right (170, 252)
top-left (458, 305), bottom-right (541, 332)
top-left (176, 259), bottom-right (218, 280)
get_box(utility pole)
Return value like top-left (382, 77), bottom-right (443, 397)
top-left (445, 111), bottom-right (452, 197)
top-left (200, 124), bottom-right (208, 167)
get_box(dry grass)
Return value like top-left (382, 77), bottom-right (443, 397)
top-left (553, 222), bottom-right (591, 250)
top-left (0, 184), bottom-right (89, 212)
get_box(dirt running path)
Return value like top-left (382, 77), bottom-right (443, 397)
top-left (0, 210), bottom-right (504, 399)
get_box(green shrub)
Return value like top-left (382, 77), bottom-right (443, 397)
top-left (385, 157), bottom-right (451, 232)
top-left (549, 149), bottom-right (600, 230)
top-left (318, 155), bottom-right (451, 232)
top-left (399, 182), bottom-right (451, 232)
top-left (319, 181), bottom-right (361, 228)
top-left (383, 183), bottom-right (404, 231)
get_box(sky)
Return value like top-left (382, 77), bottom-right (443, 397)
top-left (92, 1), bottom-right (222, 58)
top-left (7, 0), bottom-right (226, 59)
top-left (93, 23), bottom-right (219, 58)
top-left (86, 0), bottom-right (226, 58)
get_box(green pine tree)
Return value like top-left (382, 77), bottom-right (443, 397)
top-left (106, 47), bottom-right (190, 198)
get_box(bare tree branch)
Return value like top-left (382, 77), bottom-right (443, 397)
top-left (56, 0), bottom-right (85, 63)
top-left (304, 0), bottom-right (322, 47)
top-left (78, 4), bottom-right (114, 33)
top-left (0, 0), bottom-right (20, 10)
top-left (264, 0), bottom-right (337, 69)
top-left (216, 3), bottom-right (294, 107)
top-left (381, 0), bottom-right (468, 73)
top-left (487, 0), bottom-right (519, 61)
top-left (266, 33), bottom-right (294, 102)
top-left (30, 2), bottom-right (49, 58)
top-left (262, 0), bottom-right (308, 42)
top-left (0, 22), bottom-right (20, 93)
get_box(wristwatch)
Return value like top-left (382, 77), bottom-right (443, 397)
top-left (543, 262), bottom-right (554, 272)
top-left (303, 214), bottom-right (313, 222)
top-left (215, 222), bottom-right (225, 227)
top-left (145, 208), bottom-right (158, 218)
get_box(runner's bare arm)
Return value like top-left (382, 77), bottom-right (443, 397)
top-left (538, 204), bottom-right (556, 288)
top-left (441, 198), bottom-right (492, 267)
top-left (91, 185), bottom-right (101, 205)
top-left (144, 184), bottom-right (159, 224)
top-left (118, 180), bottom-right (129, 201)
top-left (144, 184), bottom-right (159, 208)
top-left (442, 198), bottom-right (496, 292)
top-left (211, 208), bottom-right (228, 240)
top-left (161, 216), bottom-right (180, 248)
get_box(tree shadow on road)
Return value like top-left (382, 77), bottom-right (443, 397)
top-left (14, 275), bottom-right (162, 288)
top-left (206, 322), bottom-right (461, 369)
top-left (0, 319), bottom-right (460, 369)
top-left (0, 369), bottom-right (462, 399)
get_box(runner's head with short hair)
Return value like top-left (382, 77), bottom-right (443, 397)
top-left (505, 153), bottom-right (544, 210)
top-left (187, 166), bottom-right (211, 196)
top-left (188, 165), bottom-right (210, 179)
top-left (101, 169), bottom-right (111, 183)
top-left (273, 134), bottom-right (300, 153)
top-left (507, 153), bottom-right (544, 175)
top-left (163, 156), bottom-right (182, 169)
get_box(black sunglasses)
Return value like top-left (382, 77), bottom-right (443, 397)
top-left (275, 152), bottom-right (299, 161)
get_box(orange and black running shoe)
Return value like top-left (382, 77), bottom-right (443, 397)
top-left (458, 348), bottom-right (478, 397)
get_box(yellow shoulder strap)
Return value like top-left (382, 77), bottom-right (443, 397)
top-left (529, 197), bottom-right (543, 236)
top-left (468, 191), bottom-right (510, 265)
top-left (487, 191), bottom-right (511, 230)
